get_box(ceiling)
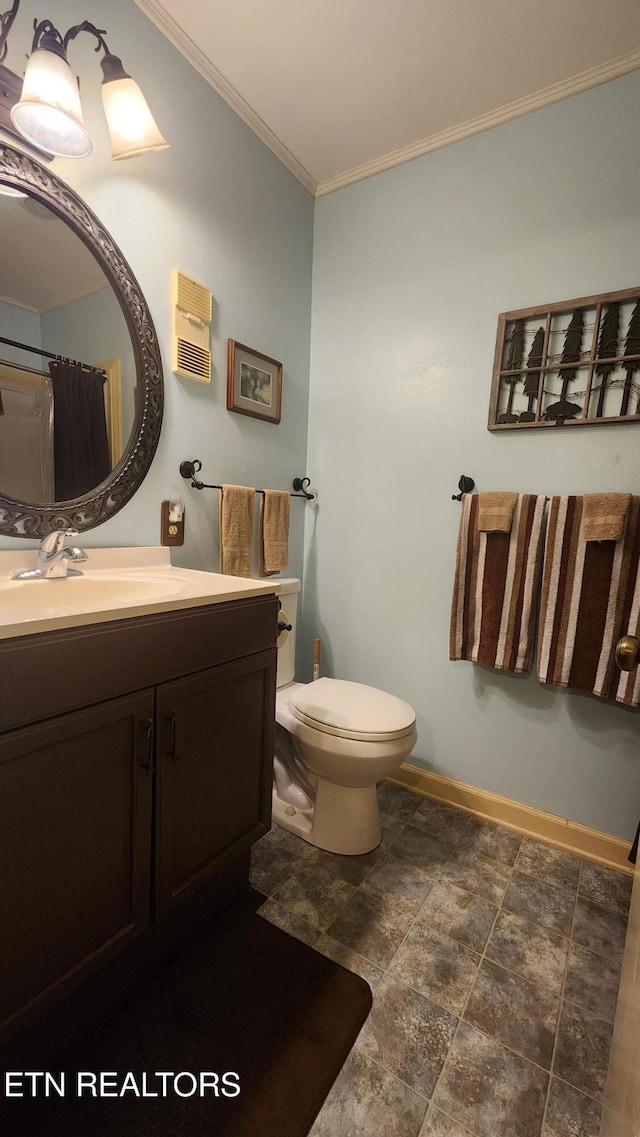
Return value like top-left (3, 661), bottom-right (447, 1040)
top-left (0, 197), bottom-right (108, 313)
top-left (135, 0), bottom-right (640, 196)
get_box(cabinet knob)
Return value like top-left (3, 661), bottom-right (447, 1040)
top-left (615, 634), bottom-right (640, 673)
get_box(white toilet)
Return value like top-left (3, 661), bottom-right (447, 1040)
top-left (273, 579), bottom-right (417, 856)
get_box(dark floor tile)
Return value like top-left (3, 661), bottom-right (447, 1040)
top-left (315, 935), bottom-right (384, 990)
top-left (249, 841), bottom-right (297, 895)
top-left (553, 1002), bottom-right (614, 1101)
top-left (410, 798), bottom-right (472, 845)
top-left (377, 780), bottom-right (422, 823)
top-left (379, 811), bottom-right (408, 851)
top-left (515, 838), bottom-right (581, 892)
top-left (579, 861), bottom-right (632, 915)
top-left (390, 824), bottom-right (455, 874)
top-left (462, 817), bottom-right (523, 866)
top-left (502, 870), bottom-right (575, 937)
top-left (309, 1047), bottom-right (427, 1137)
top-left (572, 895), bottom-right (628, 959)
top-left (314, 845), bottom-right (383, 886)
top-left (433, 1020), bottom-right (548, 1137)
top-left (563, 943), bottom-right (621, 1024)
top-left (440, 849), bottom-right (512, 905)
top-left (542, 1078), bottom-right (602, 1137)
top-left (390, 923), bottom-right (479, 1015)
top-left (420, 1108), bottom-right (476, 1136)
top-left (486, 910), bottom-right (568, 994)
top-left (273, 865), bottom-right (355, 930)
top-left (362, 853), bottom-right (435, 917)
top-left (258, 899), bottom-right (319, 947)
top-left (327, 889), bottom-right (413, 968)
top-left (464, 958), bottom-right (559, 1068)
top-left (357, 974), bottom-right (457, 1097)
top-left (417, 880), bottom-right (497, 953)
top-left (261, 825), bottom-right (320, 861)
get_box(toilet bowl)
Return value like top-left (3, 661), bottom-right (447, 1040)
top-left (272, 580), bottom-right (417, 855)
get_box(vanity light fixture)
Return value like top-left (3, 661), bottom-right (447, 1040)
top-left (0, 0), bottom-right (169, 160)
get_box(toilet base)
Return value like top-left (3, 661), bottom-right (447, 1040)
top-left (272, 778), bottom-right (381, 856)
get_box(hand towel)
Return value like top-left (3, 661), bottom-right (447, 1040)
top-left (583, 493), bottom-right (631, 542)
top-left (220, 485), bottom-right (255, 578)
top-left (538, 496), bottom-right (640, 706)
top-left (260, 489), bottom-right (290, 575)
top-left (477, 491), bottom-right (519, 533)
top-left (450, 493), bottom-right (546, 673)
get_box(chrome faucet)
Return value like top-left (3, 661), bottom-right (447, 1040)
top-left (12, 529), bottom-right (88, 581)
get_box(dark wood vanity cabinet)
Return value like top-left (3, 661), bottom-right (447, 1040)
top-left (0, 593), bottom-right (277, 1044)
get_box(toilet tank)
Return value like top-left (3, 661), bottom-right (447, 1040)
top-left (275, 578), bottom-right (300, 689)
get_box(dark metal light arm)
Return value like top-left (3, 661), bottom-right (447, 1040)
top-left (0, 0), bottom-right (20, 65)
top-left (30, 19), bottom-right (66, 59)
top-left (62, 20), bottom-right (110, 57)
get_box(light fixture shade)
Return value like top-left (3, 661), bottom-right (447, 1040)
top-left (101, 74), bottom-right (169, 160)
top-left (10, 48), bottom-right (92, 158)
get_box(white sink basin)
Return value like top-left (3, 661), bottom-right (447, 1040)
top-left (0, 574), bottom-right (184, 610)
top-left (0, 547), bottom-right (278, 640)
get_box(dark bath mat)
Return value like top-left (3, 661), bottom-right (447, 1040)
top-left (1, 904), bottom-right (372, 1137)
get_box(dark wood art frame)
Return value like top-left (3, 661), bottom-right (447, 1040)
top-left (0, 143), bottom-right (163, 538)
top-left (488, 285), bottom-right (640, 431)
top-left (227, 340), bottom-right (282, 424)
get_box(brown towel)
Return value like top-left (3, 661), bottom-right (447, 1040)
top-left (537, 496), bottom-right (640, 706)
top-left (583, 493), bottom-right (631, 542)
top-left (260, 489), bottom-right (290, 575)
top-left (220, 485), bottom-right (255, 577)
top-left (477, 491), bottom-right (519, 533)
top-left (450, 493), bottom-right (546, 673)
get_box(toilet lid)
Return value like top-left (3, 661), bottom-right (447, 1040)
top-left (289, 678), bottom-right (416, 741)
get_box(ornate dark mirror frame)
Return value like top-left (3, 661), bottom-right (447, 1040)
top-left (0, 142), bottom-right (163, 538)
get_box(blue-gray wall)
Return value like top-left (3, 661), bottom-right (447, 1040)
top-left (0, 300), bottom-right (41, 368)
top-left (306, 71), bottom-right (640, 839)
top-left (42, 288), bottom-right (136, 447)
top-left (0, 0), bottom-right (314, 580)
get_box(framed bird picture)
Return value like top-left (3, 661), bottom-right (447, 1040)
top-left (488, 286), bottom-right (640, 430)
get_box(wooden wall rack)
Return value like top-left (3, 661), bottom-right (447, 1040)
top-left (488, 286), bottom-right (640, 431)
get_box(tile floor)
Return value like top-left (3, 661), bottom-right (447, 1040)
top-left (249, 781), bottom-right (633, 1137)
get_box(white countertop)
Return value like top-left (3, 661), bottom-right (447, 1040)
top-left (0, 547), bottom-right (280, 641)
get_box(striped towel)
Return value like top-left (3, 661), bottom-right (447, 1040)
top-left (537, 496), bottom-right (640, 707)
top-left (450, 493), bottom-right (546, 673)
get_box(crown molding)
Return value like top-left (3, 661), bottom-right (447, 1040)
top-left (315, 48), bottom-right (640, 196)
top-left (133, 0), bottom-right (317, 195)
top-left (131, 6), bottom-right (640, 201)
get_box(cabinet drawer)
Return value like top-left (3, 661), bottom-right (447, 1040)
top-left (0, 594), bottom-right (278, 732)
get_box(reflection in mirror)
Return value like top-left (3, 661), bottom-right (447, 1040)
top-left (0, 190), bottom-right (136, 502)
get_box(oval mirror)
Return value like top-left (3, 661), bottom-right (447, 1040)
top-left (0, 143), bottom-right (163, 538)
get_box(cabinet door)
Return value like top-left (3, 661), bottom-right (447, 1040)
top-left (0, 692), bottom-right (154, 1036)
top-left (155, 649), bottom-right (276, 917)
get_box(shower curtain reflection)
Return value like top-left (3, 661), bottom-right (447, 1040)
top-left (49, 360), bottom-right (110, 501)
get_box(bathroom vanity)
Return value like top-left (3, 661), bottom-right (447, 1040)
top-left (0, 553), bottom-right (279, 1052)
top-left (0, 144), bottom-right (282, 1062)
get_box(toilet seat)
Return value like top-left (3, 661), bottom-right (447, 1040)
top-left (288, 677), bottom-right (416, 743)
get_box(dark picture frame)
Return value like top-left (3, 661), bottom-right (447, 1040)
top-left (227, 340), bottom-right (282, 424)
